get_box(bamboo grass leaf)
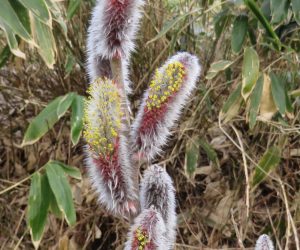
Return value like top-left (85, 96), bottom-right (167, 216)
top-left (242, 47), bottom-right (260, 100)
top-left (231, 15), bottom-right (248, 53)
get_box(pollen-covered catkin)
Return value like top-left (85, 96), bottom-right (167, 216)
top-left (84, 78), bottom-right (137, 216)
top-left (125, 207), bottom-right (168, 250)
top-left (140, 165), bottom-right (177, 249)
top-left (131, 52), bottom-right (201, 160)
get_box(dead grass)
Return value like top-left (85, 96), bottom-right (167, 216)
top-left (0, 0), bottom-right (300, 249)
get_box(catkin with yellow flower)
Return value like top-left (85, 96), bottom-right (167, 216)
top-left (84, 78), bottom-right (137, 216)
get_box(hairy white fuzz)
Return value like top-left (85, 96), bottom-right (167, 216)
top-left (83, 79), bottom-right (137, 216)
top-left (125, 207), bottom-right (168, 250)
top-left (140, 165), bottom-right (177, 249)
top-left (255, 234), bottom-right (274, 250)
top-left (86, 0), bottom-right (144, 93)
top-left (131, 52), bottom-right (201, 160)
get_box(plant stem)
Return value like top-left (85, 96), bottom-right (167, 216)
top-left (110, 56), bottom-right (140, 218)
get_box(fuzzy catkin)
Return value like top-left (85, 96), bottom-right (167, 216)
top-left (255, 234), bottom-right (274, 250)
top-left (84, 78), bottom-right (137, 216)
top-left (125, 207), bottom-right (168, 250)
top-left (86, 0), bottom-right (144, 93)
top-left (140, 165), bottom-right (177, 249)
top-left (131, 52), bottom-right (201, 160)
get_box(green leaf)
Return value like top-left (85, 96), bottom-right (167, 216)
top-left (270, 0), bottom-right (289, 24)
top-left (22, 96), bottom-right (63, 146)
top-left (45, 0), bottom-right (67, 36)
top-left (18, 0), bottom-right (51, 25)
top-left (222, 83), bottom-right (242, 113)
top-left (185, 137), bottom-right (200, 179)
top-left (27, 173), bottom-right (50, 249)
top-left (292, 0), bottom-right (300, 25)
top-left (242, 47), bottom-right (260, 100)
top-left (65, 52), bottom-right (76, 75)
top-left (198, 139), bottom-right (219, 167)
top-left (214, 10), bottom-right (231, 38)
top-left (0, 21), bottom-right (25, 59)
top-left (221, 83), bottom-right (243, 123)
top-left (251, 146), bottom-right (281, 187)
top-left (67, 0), bottom-right (81, 19)
top-left (270, 72), bottom-right (286, 115)
top-left (231, 15), bottom-right (248, 53)
top-left (249, 75), bottom-right (264, 129)
top-left (50, 160), bottom-right (81, 180)
top-left (45, 162), bottom-right (76, 226)
top-left (71, 95), bottom-right (84, 145)
top-left (0, 0), bottom-right (33, 43)
top-left (57, 92), bottom-right (75, 118)
top-left (285, 88), bottom-right (293, 113)
top-left (0, 45), bottom-right (11, 68)
top-left (206, 60), bottom-right (233, 80)
top-left (48, 184), bottom-right (63, 219)
top-left (31, 14), bottom-right (56, 68)
top-left (244, 0), bottom-right (281, 50)
top-left (10, 0), bottom-right (31, 34)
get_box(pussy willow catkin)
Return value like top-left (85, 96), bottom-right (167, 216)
top-left (131, 52), bottom-right (201, 160)
top-left (84, 78), bottom-right (137, 216)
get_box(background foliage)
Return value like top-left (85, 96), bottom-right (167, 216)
top-left (0, 0), bottom-right (299, 249)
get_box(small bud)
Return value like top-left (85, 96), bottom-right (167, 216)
top-left (87, 0), bottom-right (144, 93)
top-left (139, 165), bottom-right (177, 249)
top-left (255, 234), bottom-right (274, 250)
top-left (131, 52), bottom-right (201, 160)
top-left (84, 78), bottom-right (137, 216)
top-left (125, 207), bottom-right (168, 250)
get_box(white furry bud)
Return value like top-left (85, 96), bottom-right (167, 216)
top-left (255, 234), bottom-right (274, 250)
top-left (131, 52), bottom-right (201, 160)
top-left (140, 165), bottom-right (177, 249)
top-left (86, 0), bottom-right (144, 93)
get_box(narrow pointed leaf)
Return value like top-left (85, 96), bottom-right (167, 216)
top-left (18, 0), bottom-right (51, 24)
top-left (46, 162), bottom-right (76, 226)
top-left (270, 73), bottom-right (286, 115)
top-left (242, 47), bottom-right (259, 100)
top-left (199, 138), bottom-right (218, 166)
top-left (71, 95), bottom-right (84, 145)
top-left (185, 137), bottom-right (200, 179)
top-left (50, 160), bottom-right (81, 180)
top-left (214, 10), bottom-right (231, 38)
top-left (57, 92), bottom-right (75, 118)
top-left (45, 0), bottom-right (67, 36)
top-left (48, 184), bottom-right (63, 218)
top-left (206, 60), bottom-right (233, 80)
top-left (221, 83), bottom-right (243, 122)
top-left (67, 0), bottom-right (81, 19)
top-left (251, 146), bottom-right (281, 187)
top-left (22, 96), bottom-right (63, 146)
top-left (0, 0), bottom-right (32, 43)
top-left (270, 0), bottom-right (289, 24)
top-left (0, 21), bottom-right (25, 59)
top-left (31, 14), bottom-right (56, 68)
top-left (231, 15), bottom-right (248, 53)
top-left (27, 173), bottom-right (50, 249)
top-left (249, 75), bottom-right (264, 129)
top-left (10, 0), bottom-right (31, 33)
